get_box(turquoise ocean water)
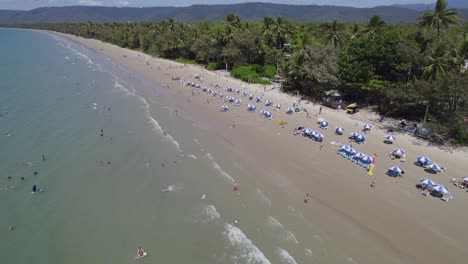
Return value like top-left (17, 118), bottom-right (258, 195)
top-left (0, 29), bottom-right (354, 264)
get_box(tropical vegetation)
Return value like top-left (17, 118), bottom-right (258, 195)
top-left (5, 0), bottom-right (467, 144)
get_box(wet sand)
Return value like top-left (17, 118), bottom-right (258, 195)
top-left (52, 31), bottom-right (468, 264)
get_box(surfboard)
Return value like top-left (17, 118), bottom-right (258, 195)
top-left (133, 252), bottom-right (148, 260)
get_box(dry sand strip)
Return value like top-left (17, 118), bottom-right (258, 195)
top-left (51, 31), bottom-right (468, 264)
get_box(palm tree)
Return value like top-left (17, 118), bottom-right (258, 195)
top-left (262, 17), bottom-right (276, 47)
top-left (451, 33), bottom-right (468, 72)
top-left (418, 0), bottom-right (459, 37)
top-left (350, 23), bottom-right (360, 39)
top-left (320, 19), bottom-right (345, 48)
top-left (363, 15), bottom-right (385, 38)
top-left (423, 43), bottom-right (451, 80)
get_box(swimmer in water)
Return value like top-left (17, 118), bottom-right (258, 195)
top-left (233, 182), bottom-right (239, 191)
top-left (100, 129), bottom-right (104, 136)
top-left (161, 186), bottom-right (172, 192)
top-left (32, 185), bottom-right (37, 192)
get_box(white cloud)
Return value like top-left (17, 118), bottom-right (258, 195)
top-left (112, 0), bottom-right (129, 6)
top-left (78, 0), bottom-right (103, 6)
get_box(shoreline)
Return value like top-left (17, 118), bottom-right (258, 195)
top-left (47, 30), bottom-right (468, 263)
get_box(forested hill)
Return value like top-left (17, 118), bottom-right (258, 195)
top-left (1, 3), bottom-right (467, 24)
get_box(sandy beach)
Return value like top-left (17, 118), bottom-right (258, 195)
top-left (51, 31), bottom-right (468, 264)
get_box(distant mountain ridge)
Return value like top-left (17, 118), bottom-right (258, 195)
top-left (393, 0), bottom-right (468, 11)
top-left (0, 3), bottom-right (467, 24)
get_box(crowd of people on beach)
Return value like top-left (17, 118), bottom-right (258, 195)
top-left (170, 71), bottom-right (465, 203)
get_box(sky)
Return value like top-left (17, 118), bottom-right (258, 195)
top-left (0, 0), bottom-right (436, 10)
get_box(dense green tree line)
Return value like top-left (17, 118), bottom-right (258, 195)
top-left (6, 0), bottom-right (467, 144)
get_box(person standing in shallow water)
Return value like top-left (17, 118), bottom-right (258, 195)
top-left (304, 193), bottom-right (310, 203)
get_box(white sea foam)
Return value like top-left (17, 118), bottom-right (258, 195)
top-left (205, 153), bottom-right (234, 183)
top-left (187, 154), bottom-right (198, 160)
top-left (112, 77), bottom-right (182, 153)
top-left (266, 216), bottom-right (299, 245)
top-left (276, 248), bottom-right (298, 264)
top-left (64, 56), bottom-right (70, 60)
top-left (256, 188), bottom-right (272, 207)
top-left (223, 224), bottom-right (272, 264)
top-left (200, 204), bottom-right (221, 223)
top-left (193, 138), bottom-right (201, 145)
top-left (305, 249), bottom-right (313, 257)
top-left (346, 257), bottom-right (359, 264)
top-left (65, 43), bottom-right (94, 65)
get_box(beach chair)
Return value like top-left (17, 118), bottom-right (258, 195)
top-left (441, 193), bottom-right (453, 202)
top-left (421, 190), bottom-right (430, 196)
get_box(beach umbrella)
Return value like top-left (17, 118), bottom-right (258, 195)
top-left (303, 128), bottom-right (313, 135)
top-left (427, 163), bottom-right (441, 171)
top-left (363, 124), bottom-right (372, 130)
top-left (354, 152), bottom-right (366, 159)
top-left (320, 120), bottom-right (329, 127)
top-left (385, 135), bottom-right (396, 141)
top-left (462, 176), bottom-right (468, 183)
top-left (432, 184), bottom-right (449, 194)
top-left (388, 166), bottom-right (403, 174)
top-left (361, 156), bottom-right (373, 164)
top-left (347, 148), bottom-right (357, 155)
top-left (265, 100), bottom-right (273, 106)
top-left (420, 178), bottom-right (436, 186)
top-left (335, 127), bottom-right (344, 133)
top-left (315, 133), bottom-right (324, 139)
top-left (340, 145), bottom-right (350, 150)
top-left (265, 111), bottom-right (272, 118)
top-left (311, 130), bottom-right (318, 137)
top-left (417, 156), bottom-right (430, 164)
top-left (393, 148), bottom-right (406, 156)
top-left (350, 132), bottom-right (359, 137)
top-left (355, 134), bottom-right (364, 141)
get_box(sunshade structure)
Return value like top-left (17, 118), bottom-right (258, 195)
top-left (354, 152), bottom-right (366, 159)
top-left (420, 178), bottom-right (436, 186)
top-left (427, 163), bottom-right (442, 172)
top-left (416, 156), bottom-right (430, 166)
top-left (302, 128), bottom-right (313, 136)
top-left (339, 145), bottom-right (350, 151)
top-left (355, 134), bottom-right (366, 143)
top-left (314, 133), bottom-right (324, 141)
top-left (320, 120), bottom-right (329, 128)
top-left (363, 124), bottom-right (372, 130)
top-left (335, 127), bottom-right (344, 134)
top-left (247, 104), bottom-right (256, 112)
top-left (392, 148), bottom-right (406, 156)
top-left (350, 132), bottom-right (359, 137)
top-left (347, 148), bottom-right (357, 155)
top-left (388, 166), bottom-right (403, 174)
top-left (462, 176), bottom-right (468, 183)
top-left (385, 135), bottom-right (396, 141)
top-left (361, 156), bottom-right (373, 164)
top-left (265, 100), bottom-right (273, 106)
top-left (432, 184), bottom-right (449, 194)
top-left (220, 105), bottom-right (229, 112)
top-left (234, 99), bottom-right (241, 106)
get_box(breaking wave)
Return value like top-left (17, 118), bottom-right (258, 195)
top-left (276, 247), bottom-right (298, 264)
top-left (205, 153), bottom-right (234, 183)
top-left (223, 224), bottom-right (272, 264)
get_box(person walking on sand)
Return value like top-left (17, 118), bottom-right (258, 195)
top-left (371, 178), bottom-right (376, 188)
top-left (319, 144), bottom-right (323, 150)
top-left (304, 193), bottom-right (310, 203)
top-left (319, 106), bottom-right (322, 115)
